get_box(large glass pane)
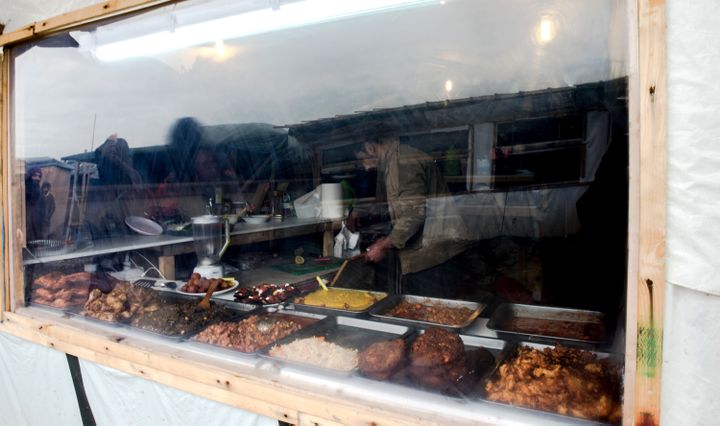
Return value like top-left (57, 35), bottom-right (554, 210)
top-left (11, 0), bottom-right (629, 422)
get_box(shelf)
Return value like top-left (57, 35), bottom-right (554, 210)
top-left (23, 217), bottom-right (339, 266)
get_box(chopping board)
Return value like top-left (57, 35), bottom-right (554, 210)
top-left (271, 258), bottom-right (344, 275)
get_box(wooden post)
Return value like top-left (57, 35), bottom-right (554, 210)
top-left (0, 49), bottom-right (6, 321)
top-left (157, 256), bottom-right (176, 280)
top-left (631, 0), bottom-right (667, 425)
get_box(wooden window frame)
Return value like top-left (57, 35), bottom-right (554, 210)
top-left (0, 1), bottom-right (667, 424)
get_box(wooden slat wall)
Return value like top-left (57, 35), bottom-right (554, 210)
top-left (632, 0), bottom-right (668, 425)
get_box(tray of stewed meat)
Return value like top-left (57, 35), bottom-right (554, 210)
top-left (486, 303), bottom-right (607, 345)
top-left (260, 316), bottom-right (412, 374)
top-left (190, 307), bottom-right (325, 354)
top-left (481, 342), bottom-right (622, 424)
top-left (357, 327), bottom-right (505, 397)
top-left (368, 295), bottom-right (484, 329)
top-left (76, 282), bottom-right (252, 340)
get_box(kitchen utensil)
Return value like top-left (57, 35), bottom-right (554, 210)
top-left (191, 215), bottom-right (230, 278)
top-left (125, 216), bottom-right (163, 236)
top-left (243, 214), bottom-right (271, 224)
top-left (198, 279), bottom-right (221, 310)
top-left (329, 259), bottom-right (349, 287)
top-left (328, 255), bottom-right (375, 290)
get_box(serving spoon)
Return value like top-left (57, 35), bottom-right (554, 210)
top-left (198, 279), bottom-right (221, 310)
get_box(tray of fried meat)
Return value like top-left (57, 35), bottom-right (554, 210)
top-left (260, 316), bottom-right (411, 375)
top-left (369, 294), bottom-right (485, 330)
top-left (356, 327), bottom-right (506, 398)
top-left (188, 306), bottom-right (326, 355)
top-left (480, 342), bottom-right (622, 424)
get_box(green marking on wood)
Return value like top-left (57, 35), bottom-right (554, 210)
top-left (637, 326), bottom-right (662, 378)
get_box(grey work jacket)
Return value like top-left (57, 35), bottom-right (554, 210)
top-left (380, 142), bottom-right (474, 274)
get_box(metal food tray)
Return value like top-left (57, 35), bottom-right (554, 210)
top-left (229, 276), bottom-right (324, 307)
top-left (26, 239), bottom-right (77, 258)
top-left (479, 341), bottom-right (621, 424)
top-left (259, 316), bottom-right (412, 375)
top-left (368, 294), bottom-right (485, 330)
top-left (290, 288), bottom-right (389, 317)
top-left (188, 306), bottom-right (326, 355)
top-left (486, 303), bottom-right (607, 346)
top-left (121, 293), bottom-right (257, 341)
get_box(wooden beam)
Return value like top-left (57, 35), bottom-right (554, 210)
top-left (632, 0), bottom-right (668, 425)
top-left (0, 309), bottom-right (454, 426)
top-left (0, 26), bottom-right (35, 47)
top-left (0, 0), bottom-right (177, 47)
top-left (0, 48), bottom-right (6, 321)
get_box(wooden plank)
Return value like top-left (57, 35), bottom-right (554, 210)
top-left (632, 0), bottom-right (667, 425)
top-left (623, 1), bottom-right (641, 423)
top-left (0, 26), bottom-right (34, 47)
top-left (157, 255), bottom-right (175, 280)
top-left (0, 1), bottom-right (177, 47)
top-left (0, 309), bottom-right (445, 426)
top-left (0, 49), bottom-right (5, 320)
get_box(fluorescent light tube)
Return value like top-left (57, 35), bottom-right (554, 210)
top-left (95, 0), bottom-right (435, 61)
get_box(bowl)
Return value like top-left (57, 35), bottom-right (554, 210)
top-left (125, 216), bottom-right (163, 236)
top-left (243, 215), bottom-right (271, 224)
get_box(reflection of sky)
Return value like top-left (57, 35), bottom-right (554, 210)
top-left (14, 0), bottom-right (627, 159)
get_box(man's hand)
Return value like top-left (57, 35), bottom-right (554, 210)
top-left (365, 237), bottom-right (393, 263)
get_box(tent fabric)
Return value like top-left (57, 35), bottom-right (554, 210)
top-left (79, 360), bottom-right (277, 426)
top-left (665, 0), bottom-right (720, 296)
top-left (661, 0), bottom-right (720, 424)
top-left (0, 332), bottom-right (83, 426)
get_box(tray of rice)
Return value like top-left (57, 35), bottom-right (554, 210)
top-left (260, 316), bottom-right (412, 374)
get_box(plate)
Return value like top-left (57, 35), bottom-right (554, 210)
top-left (176, 279), bottom-right (239, 297)
top-left (243, 215), bottom-right (271, 224)
top-left (125, 216), bottom-right (163, 236)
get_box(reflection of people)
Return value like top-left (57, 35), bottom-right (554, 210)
top-left (353, 133), bottom-right (474, 297)
top-left (95, 134), bottom-right (142, 187)
top-left (25, 167), bottom-right (44, 241)
top-left (91, 134), bottom-right (144, 238)
top-left (166, 118), bottom-right (240, 211)
top-left (41, 182), bottom-right (56, 239)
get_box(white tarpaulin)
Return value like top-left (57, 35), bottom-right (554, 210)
top-left (0, 330), bottom-right (276, 426)
top-left (0, 332), bottom-right (82, 426)
top-left (665, 0), bottom-right (720, 297)
top-left (79, 360), bottom-right (276, 426)
top-left (661, 0), bottom-right (720, 423)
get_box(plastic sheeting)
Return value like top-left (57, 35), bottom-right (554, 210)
top-left (0, 332), bottom-right (83, 426)
top-left (0, 330), bottom-right (276, 426)
top-left (660, 285), bottom-right (720, 425)
top-left (661, 0), bottom-right (720, 423)
top-left (665, 0), bottom-right (720, 296)
top-left (79, 360), bottom-right (276, 426)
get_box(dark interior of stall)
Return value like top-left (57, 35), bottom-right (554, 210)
top-left (25, 76), bottom-right (628, 324)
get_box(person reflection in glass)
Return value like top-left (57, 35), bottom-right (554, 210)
top-left (41, 181), bottom-right (56, 239)
top-left (352, 132), bottom-right (474, 298)
top-left (24, 167), bottom-right (44, 242)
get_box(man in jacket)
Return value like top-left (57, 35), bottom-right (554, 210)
top-left (354, 133), bottom-right (475, 297)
